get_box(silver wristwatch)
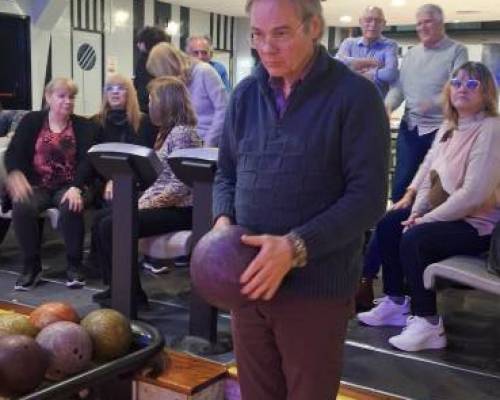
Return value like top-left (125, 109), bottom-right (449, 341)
top-left (286, 231), bottom-right (308, 268)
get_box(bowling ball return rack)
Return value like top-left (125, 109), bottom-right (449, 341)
top-left (0, 301), bottom-right (165, 400)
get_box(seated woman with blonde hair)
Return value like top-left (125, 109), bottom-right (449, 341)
top-left (5, 77), bottom-right (98, 290)
top-left (93, 73), bottom-right (156, 202)
top-left (357, 62), bottom-right (500, 352)
top-left (92, 76), bottom-right (202, 306)
top-left (146, 42), bottom-right (228, 147)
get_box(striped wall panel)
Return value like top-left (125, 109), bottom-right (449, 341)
top-left (210, 12), bottom-right (234, 52)
top-left (71, 0), bottom-right (103, 32)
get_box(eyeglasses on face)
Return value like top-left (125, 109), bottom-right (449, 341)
top-left (191, 50), bottom-right (209, 56)
top-left (361, 17), bottom-right (385, 25)
top-left (250, 22), bottom-right (305, 49)
top-left (105, 84), bottom-right (127, 93)
top-left (449, 78), bottom-right (481, 90)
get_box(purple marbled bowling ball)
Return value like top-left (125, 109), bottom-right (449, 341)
top-left (190, 225), bottom-right (259, 310)
top-left (36, 321), bottom-right (92, 381)
top-left (0, 334), bottom-right (48, 396)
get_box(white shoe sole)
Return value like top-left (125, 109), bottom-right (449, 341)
top-left (66, 280), bottom-right (86, 288)
top-left (143, 262), bottom-right (170, 274)
top-left (14, 272), bottom-right (42, 291)
top-left (357, 313), bottom-right (409, 327)
top-left (389, 334), bottom-right (447, 352)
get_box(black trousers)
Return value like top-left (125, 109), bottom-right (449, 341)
top-left (94, 206), bottom-right (192, 286)
top-left (11, 186), bottom-right (90, 272)
top-left (377, 208), bottom-right (491, 316)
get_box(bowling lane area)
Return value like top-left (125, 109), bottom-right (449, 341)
top-left (1, 224), bottom-right (500, 399)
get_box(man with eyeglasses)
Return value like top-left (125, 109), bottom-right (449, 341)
top-left (336, 6), bottom-right (399, 98)
top-left (186, 35), bottom-right (231, 90)
top-left (212, 0), bottom-right (389, 399)
top-left (385, 4), bottom-right (468, 203)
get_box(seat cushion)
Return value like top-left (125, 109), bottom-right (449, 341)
top-left (139, 230), bottom-right (192, 260)
top-left (424, 255), bottom-right (500, 296)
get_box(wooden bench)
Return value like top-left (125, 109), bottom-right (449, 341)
top-left (423, 255), bottom-right (500, 295)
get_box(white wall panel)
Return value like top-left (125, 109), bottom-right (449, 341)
top-left (233, 17), bottom-right (252, 85)
top-left (104, 0), bottom-right (134, 78)
top-left (73, 31), bottom-right (102, 116)
top-left (51, 4), bottom-right (72, 80)
top-left (0, 0), bottom-right (23, 14)
top-left (144, 0), bottom-right (154, 26)
top-left (189, 8), bottom-right (211, 37)
top-left (170, 4), bottom-right (180, 49)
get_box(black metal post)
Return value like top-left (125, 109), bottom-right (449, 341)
top-left (189, 180), bottom-right (218, 342)
top-left (111, 173), bottom-right (138, 320)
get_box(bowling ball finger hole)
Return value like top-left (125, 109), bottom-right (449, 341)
top-left (73, 348), bottom-right (78, 354)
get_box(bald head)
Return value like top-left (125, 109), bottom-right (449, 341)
top-left (359, 6), bottom-right (386, 43)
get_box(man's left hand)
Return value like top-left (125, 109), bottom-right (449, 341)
top-left (240, 234), bottom-right (294, 301)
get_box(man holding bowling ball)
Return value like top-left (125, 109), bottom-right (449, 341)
top-left (213, 0), bottom-right (389, 398)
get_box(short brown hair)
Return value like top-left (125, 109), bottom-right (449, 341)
top-left (245, 0), bottom-right (325, 40)
top-left (147, 76), bottom-right (197, 149)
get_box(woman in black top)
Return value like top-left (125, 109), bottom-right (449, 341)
top-left (88, 74), bottom-right (156, 275)
top-left (5, 77), bottom-right (98, 290)
top-left (92, 73), bottom-right (156, 202)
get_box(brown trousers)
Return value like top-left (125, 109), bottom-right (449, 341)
top-left (231, 293), bottom-right (353, 400)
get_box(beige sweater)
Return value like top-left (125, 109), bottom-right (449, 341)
top-left (412, 114), bottom-right (500, 236)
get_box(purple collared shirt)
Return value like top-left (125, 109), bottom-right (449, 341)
top-left (268, 50), bottom-right (318, 119)
top-left (336, 36), bottom-right (399, 97)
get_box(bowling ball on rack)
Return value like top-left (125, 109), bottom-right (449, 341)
top-left (190, 225), bottom-right (259, 310)
top-left (81, 308), bottom-right (132, 362)
top-left (30, 301), bottom-right (80, 330)
top-left (0, 313), bottom-right (39, 337)
top-left (0, 334), bottom-right (48, 396)
top-left (36, 321), bottom-right (92, 381)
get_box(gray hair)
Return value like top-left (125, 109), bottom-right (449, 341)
top-left (245, 0), bottom-right (325, 41)
top-left (361, 6), bottom-right (385, 21)
top-left (185, 35), bottom-right (214, 52)
top-left (417, 4), bottom-right (444, 22)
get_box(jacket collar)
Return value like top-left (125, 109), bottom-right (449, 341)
top-left (255, 45), bottom-right (333, 91)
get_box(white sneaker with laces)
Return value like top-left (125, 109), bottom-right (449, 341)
top-left (357, 296), bottom-right (410, 327)
top-left (388, 315), bottom-right (447, 352)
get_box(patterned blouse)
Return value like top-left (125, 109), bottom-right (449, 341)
top-left (33, 119), bottom-right (76, 189)
top-left (138, 125), bottom-right (202, 209)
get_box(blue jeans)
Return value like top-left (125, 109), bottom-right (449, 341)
top-left (391, 121), bottom-right (436, 202)
top-left (376, 208), bottom-right (491, 316)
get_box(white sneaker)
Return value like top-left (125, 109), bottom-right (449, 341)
top-left (357, 296), bottom-right (410, 327)
top-left (389, 316), bottom-right (447, 352)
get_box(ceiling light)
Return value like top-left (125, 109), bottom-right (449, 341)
top-left (165, 21), bottom-right (180, 36)
top-left (391, 0), bottom-right (406, 6)
top-left (339, 15), bottom-right (352, 23)
top-left (113, 10), bottom-right (129, 27)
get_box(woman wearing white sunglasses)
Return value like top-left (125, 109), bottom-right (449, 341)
top-left (357, 61), bottom-right (500, 352)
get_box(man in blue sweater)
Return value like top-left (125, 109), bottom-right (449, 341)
top-left (213, 0), bottom-right (389, 398)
